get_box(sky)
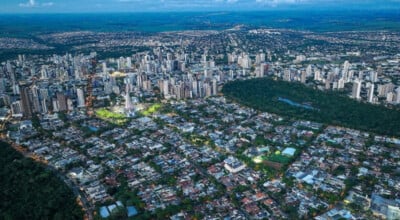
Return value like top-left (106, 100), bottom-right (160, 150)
top-left (1, 0), bottom-right (400, 13)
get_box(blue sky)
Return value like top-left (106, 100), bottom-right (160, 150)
top-left (1, 0), bottom-right (400, 13)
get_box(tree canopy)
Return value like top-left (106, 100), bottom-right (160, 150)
top-left (0, 141), bottom-right (83, 220)
top-left (222, 78), bottom-right (400, 136)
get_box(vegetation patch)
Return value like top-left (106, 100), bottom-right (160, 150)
top-left (266, 154), bottom-right (292, 164)
top-left (141, 103), bottom-right (162, 116)
top-left (96, 108), bottom-right (127, 125)
top-left (0, 141), bottom-right (83, 219)
top-left (222, 77), bottom-right (400, 136)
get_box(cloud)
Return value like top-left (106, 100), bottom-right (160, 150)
top-left (19, 0), bottom-right (54, 7)
top-left (42, 2), bottom-right (54, 6)
top-left (255, 0), bottom-right (310, 6)
top-left (19, 0), bottom-right (35, 7)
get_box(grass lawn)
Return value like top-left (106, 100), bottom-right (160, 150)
top-left (96, 108), bottom-right (127, 125)
top-left (266, 154), bottom-right (292, 164)
top-left (141, 103), bottom-right (161, 116)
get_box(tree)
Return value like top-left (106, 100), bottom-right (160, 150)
top-left (0, 141), bottom-right (83, 220)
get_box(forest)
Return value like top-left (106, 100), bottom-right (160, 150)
top-left (0, 141), bottom-right (83, 220)
top-left (222, 78), bottom-right (400, 136)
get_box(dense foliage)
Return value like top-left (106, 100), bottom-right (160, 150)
top-left (222, 78), bottom-right (400, 136)
top-left (0, 141), bottom-right (83, 220)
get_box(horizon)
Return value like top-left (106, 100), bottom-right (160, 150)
top-left (1, 0), bottom-right (400, 14)
top-left (1, 8), bottom-right (400, 14)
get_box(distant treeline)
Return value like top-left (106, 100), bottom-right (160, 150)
top-left (222, 78), bottom-right (400, 136)
top-left (0, 141), bottom-right (83, 220)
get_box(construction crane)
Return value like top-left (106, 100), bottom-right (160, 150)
top-left (85, 58), bottom-right (97, 116)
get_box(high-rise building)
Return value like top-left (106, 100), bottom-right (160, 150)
top-left (77, 88), bottom-right (85, 108)
top-left (57, 93), bottom-right (68, 112)
top-left (126, 57), bottom-right (132, 69)
top-left (306, 65), bottom-right (313, 77)
top-left (387, 92), bottom-right (395, 103)
top-left (352, 80), bottom-right (362, 100)
top-left (343, 61), bottom-right (350, 75)
top-left (192, 80), bottom-right (198, 97)
top-left (368, 84), bottom-right (375, 103)
top-left (125, 84), bottom-right (133, 111)
top-left (11, 101), bottom-right (23, 117)
top-left (102, 62), bottom-right (107, 76)
top-left (258, 63), bottom-right (268, 78)
top-left (395, 88), bottom-right (400, 104)
top-left (31, 85), bottom-right (42, 114)
top-left (300, 71), bottom-right (307, 84)
top-left (212, 78), bottom-right (218, 96)
top-left (370, 71), bottom-right (378, 83)
top-left (338, 78), bottom-right (345, 89)
top-left (20, 85), bottom-right (33, 118)
top-left (163, 79), bottom-right (169, 96)
top-left (40, 66), bottom-right (48, 79)
top-left (314, 70), bottom-right (321, 81)
top-left (52, 98), bottom-right (59, 112)
top-left (283, 69), bottom-right (291, 82)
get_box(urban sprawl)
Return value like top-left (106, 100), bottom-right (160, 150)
top-left (1, 28), bottom-right (400, 219)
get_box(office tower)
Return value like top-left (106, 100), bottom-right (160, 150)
top-left (20, 85), bottom-right (33, 118)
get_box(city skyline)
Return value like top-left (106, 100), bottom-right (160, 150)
top-left (1, 0), bottom-right (400, 13)
top-left (1, 0), bottom-right (400, 219)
